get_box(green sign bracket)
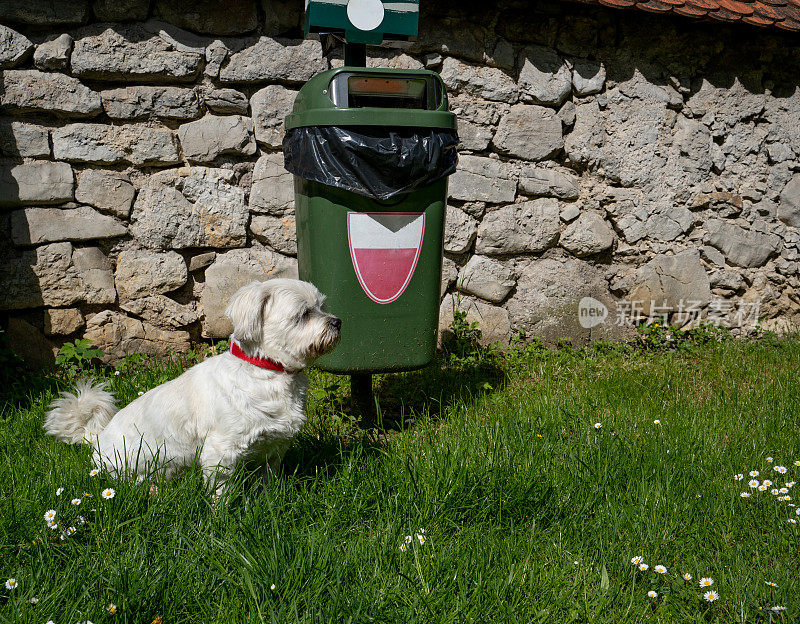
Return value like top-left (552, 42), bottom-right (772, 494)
top-left (304, 0), bottom-right (420, 45)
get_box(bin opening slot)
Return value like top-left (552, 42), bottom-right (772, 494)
top-left (348, 77), bottom-right (426, 109)
top-left (329, 73), bottom-right (440, 110)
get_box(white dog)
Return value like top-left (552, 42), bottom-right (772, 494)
top-left (44, 278), bottom-right (341, 489)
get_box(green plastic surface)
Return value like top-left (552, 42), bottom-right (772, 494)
top-left (304, 0), bottom-right (419, 45)
top-left (285, 67), bottom-right (455, 130)
top-left (295, 179), bottom-right (446, 373)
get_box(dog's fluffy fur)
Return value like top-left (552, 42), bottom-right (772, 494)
top-left (44, 279), bottom-right (341, 487)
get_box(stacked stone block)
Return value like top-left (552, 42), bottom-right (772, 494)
top-left (1, 0), bottom-right (800, 365)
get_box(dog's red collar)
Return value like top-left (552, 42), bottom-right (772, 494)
top-left (229, 341), bottom-right (290, 373)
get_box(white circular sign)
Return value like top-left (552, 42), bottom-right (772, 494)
top-left (346, 0), bottom-right (384, 31)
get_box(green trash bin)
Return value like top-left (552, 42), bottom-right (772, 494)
top-left (283, 67), bottom-right (458, 373)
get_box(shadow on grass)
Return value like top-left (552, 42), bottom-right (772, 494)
top-left (372, 355), bottom-right (507, 425)
top-left (281, 432), bottom-right (387, 479)
top-left (309, 353), bottom-right (507, 428)
top-left (286, 354), bottom-right (507, 478)
top-left (0, 362), bottom-right (63, 415)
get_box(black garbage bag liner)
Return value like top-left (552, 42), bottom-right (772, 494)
top-left (283, 125), bottom-right (459, 201)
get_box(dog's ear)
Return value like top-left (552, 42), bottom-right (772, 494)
top-left (225, 281), bottom-right (270, 348)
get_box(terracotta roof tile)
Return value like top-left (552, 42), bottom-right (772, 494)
top-left (742, 12), bottom-right (778, 22)
top-left (598, 0), bottom-right (638, 8)
top-left (637, 0), bottom-right (676, 10)
top-left (686, 0), bottom-right (722, 10)
top-left (565, 0), bottom-right (800, 31)
top-left (781, 2), bottom-right (800, 18)
top-left (775, 15), bottom-right (800, 26)
top-left (717, 0), bottom-right (755, 14)
top-left (674, 4), bottom-right (711, 14)
top-left (754, 3), bottom-right (788, 18)
top-left (709, 6), bottom-right (745, 17)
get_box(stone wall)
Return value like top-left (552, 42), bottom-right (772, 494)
top-left (2, 0), bottom-right (800, 365)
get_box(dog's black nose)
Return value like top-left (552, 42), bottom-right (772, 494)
top-left (329, 317), bottom-right (342, 331)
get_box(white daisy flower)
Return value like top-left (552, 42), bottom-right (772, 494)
top-left (787, 481), bottom-right (796, 488)
top-left (56, 487), bottom-right (64, 496)
top-left (682, 572), bottom-right (692, 581)
top-left (101, 488), bottom-right (115, 500)
top-left (4, 578), bottom-right (17, 590)
top-left (766, 581), bottom-right (778, 587)
top-left (47, 521), bottom-right (58, 530)
top-left (107, 603), bottom-right (117, 614)
top-left (778, 496), bottom-right (788, 501)
top-left (771, 489), bottom-right (780, 495)
top-left (766, 457), bottom-right (773, 463)
top-left (114, 370), bottom-right (120, 376)
top-left (89, 468), bottom-right (99, 477)
top-left (653, 420), bottom-right (661, 425)
top-left (137, 391), bottom-right (144, 396)
top-left (749, 479), bottom-right (759, 488)
top-left (404, 535), bottom-right (412, 544)
top-left (399, 543), bottom-right (407, 552)
top-left (749, 470), bottom-right (760, 477)
top-left (740, 492), bottom-right (751, 498)
top-left (703, 590), bottom-right (719, 602)
top-left (795, 461), bottom-right (800, 467)
top-left (66, 526), bottom-right (76, 536)
top-left (795, 508), bottom-right (800, 515)
top-left (29, 597), bottom-right (38, 604)
top-left (788, 518), bottom-right (797, 524)
top-left (771, 606), bottom-right (786, 611)
top-left (270, 584), bottom-right (276, 591)
top-left (71, 498), bottom-right (81, 506)
top-left (734, 474), bottom-right (743, 481)
top-left (758, 485), bottom-right (768, 492)
top-left (779, 487), bottom-right (789, 494)
top-left (639, 563), bottom-right (649, 571)
top-left (44, 509), bottom-right (56, 522)
top-left (699, 577), bottom-right (714, 587)
top-left (416, 533), bottom-right (426, 545)
top-left (647, 590), bottom-right (657, 599)
top-left (774, 466), bottom-right (787, 474)
top-left (594, 423), bottom-right (602, 429)
top-left (763, 480), bottom-right (773, 487)
top-left (654, 565), bottom-right (667, 574)
top-left (631, 556), bottom-right (643, 565)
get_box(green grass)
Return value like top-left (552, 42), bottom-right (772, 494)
top-left (1, 336), bottom-right (799, 623)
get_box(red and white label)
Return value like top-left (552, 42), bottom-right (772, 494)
top-left (347, 212), bottom-right (425, 304)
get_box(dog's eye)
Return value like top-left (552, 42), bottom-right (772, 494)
top-left (302, 309), bottom-right (311, 320)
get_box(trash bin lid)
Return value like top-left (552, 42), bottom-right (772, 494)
top-left (285, 67), bottom-right (456, 130)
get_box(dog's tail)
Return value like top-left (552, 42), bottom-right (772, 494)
top-left (44, 379), bottom-right (118, 444)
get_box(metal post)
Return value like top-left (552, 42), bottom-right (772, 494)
top-left (344, 42), bottom-right (366, 67)
top-left (343, 41), bottom-right (375, 424)
top-left (351, 372), bottom-right (377, 424)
